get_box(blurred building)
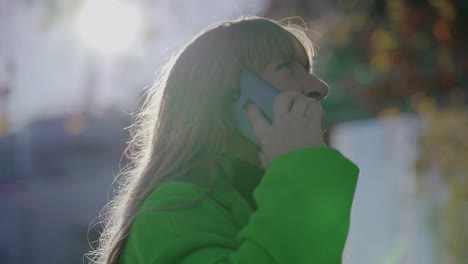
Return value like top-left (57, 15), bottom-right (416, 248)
top-left (0, 113), bottom-right (128, 264)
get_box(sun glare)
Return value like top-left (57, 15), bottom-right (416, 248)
top-left (75, 0), bottom-right (142, 55)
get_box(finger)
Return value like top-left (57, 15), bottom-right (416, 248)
top-left (290, 95), bottom-right (310, 117)
top-left (273, 91), bottom-right (301, 120)
top-left (305, 98), bottom-right (322, 120)
top-left (259, 152), bottom-right (269, 169)
top-left (246, 104), bottom-right (270, 136)
top-left (321, 110), bottom-right (326, 132)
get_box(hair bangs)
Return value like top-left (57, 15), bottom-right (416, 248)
top-left (284, 23), bottom-right (316, 73)
top-left (242, 21), bottom-right (301, 73)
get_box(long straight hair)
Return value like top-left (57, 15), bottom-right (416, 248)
top-left (86, 16), bottom-right (316, 264)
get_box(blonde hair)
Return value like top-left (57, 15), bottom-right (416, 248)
top-left (86, 16), bottom-right (316, 264)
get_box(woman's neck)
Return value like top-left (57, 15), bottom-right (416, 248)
top-left (225, 132), bottom-right (263, 170)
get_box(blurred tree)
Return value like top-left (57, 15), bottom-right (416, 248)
top-left (415, 91), bottom-right (468, 264)
top-left (0, 85), bottom-right (9, 136)
top-left (0, 58), bottom-right (15, 136)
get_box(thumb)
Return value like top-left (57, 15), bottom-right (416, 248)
top-left (259, 152), bottom-right (269, 170)
top-left (246, 104), bottom-right (269, 136)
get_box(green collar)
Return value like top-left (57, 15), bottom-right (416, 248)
top-left (220, 153), bottom-right (264, 210)
top-left (174, 153), bottom-right (264, 209)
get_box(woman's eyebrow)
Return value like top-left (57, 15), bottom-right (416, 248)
top-left (274, 55), bottom-right (293, 65)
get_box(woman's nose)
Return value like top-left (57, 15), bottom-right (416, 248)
top-left (302, 75), bottom-right (329, 101)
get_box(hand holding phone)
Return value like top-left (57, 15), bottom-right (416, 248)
top-left (230, 70), bottom-right (279, 147)
top-left (230, 70), bottom-right (325, 168)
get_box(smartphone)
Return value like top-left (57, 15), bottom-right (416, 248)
top-left (230, 69), bottom-right (281, 147)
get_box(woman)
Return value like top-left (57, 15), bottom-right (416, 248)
top-left (88, 16), bottom-right (359, 263)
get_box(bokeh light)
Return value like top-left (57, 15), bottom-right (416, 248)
top-left (75, 0), bottom-right (143, 55)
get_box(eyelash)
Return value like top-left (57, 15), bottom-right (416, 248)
top-left (277, 61), bottom-right (310, 72)
top-left (276, 61), bottom-right (293, 70)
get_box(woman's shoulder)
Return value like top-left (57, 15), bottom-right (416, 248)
top-left (140, 176), bottom-right (253, 217)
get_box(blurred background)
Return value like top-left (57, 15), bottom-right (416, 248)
top-left (0, 0), bottom-right (466, 263)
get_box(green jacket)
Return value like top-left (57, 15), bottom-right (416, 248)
top-left (122, 147), bottom-right (359, 263)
